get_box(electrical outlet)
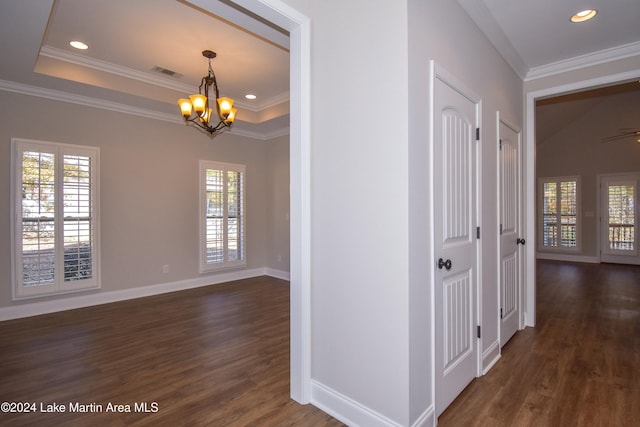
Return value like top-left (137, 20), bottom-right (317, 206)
top-left (162, 264), bottom-right (169, 274)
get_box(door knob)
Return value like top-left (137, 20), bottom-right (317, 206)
top-left (517, 238), bottom-right (526, 245)
top-left (438, 258), bottom-right (452, 270)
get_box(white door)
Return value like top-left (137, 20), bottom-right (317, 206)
top-left (433, 68), bottom-right (479, 416)
top-left (498, 119), bottom-right (523, 346)
top-left (600, 174), bottom-right (640, 265)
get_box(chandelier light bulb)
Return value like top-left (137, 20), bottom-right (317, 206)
top-left (176, 50), bottom-right (236, 137)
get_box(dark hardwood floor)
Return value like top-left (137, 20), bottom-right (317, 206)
top-left (0, 276), bottom-right (344, 427)
top-left (439, 260), bottom-right (640, 426)
top-left (3, 262), bottom-right (638, 426)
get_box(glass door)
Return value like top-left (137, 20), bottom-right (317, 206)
top-left (600, 174), bottom-right (639, 264)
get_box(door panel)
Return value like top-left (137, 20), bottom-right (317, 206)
top-left (434, 70), bottom-right (478, 416)
top-left (443, 269), bottom-right (473, 374)
top-left (600, 174), bottom-right (640, 265)
top-left (498, 120), bottom-right (522, 346)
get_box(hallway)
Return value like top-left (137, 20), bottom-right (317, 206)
top-left (439, 260), bottom-right (640, 426)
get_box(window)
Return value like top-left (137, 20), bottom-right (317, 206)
top-left (607, 182), bottom-right (635, 252)
top-left (199, 160), bottom-right (245, 272)
top-left (539, 176), bottom-right (580, 251)
top-left (12, 139), bottom-right (100, 299)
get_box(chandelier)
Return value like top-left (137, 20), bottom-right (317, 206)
top-left (177, 50), bottom-right (237, 137)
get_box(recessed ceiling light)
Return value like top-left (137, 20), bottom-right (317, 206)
top-left (570, 9), bottom-right (597, 23)
top-left (69, 40), bottom-right (89, 50)
top-left (245, 94), bottom-right (257, 100)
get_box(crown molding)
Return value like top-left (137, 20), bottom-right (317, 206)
top-left (525, 41), bottom-right (640, 81)
top-left (38, 44), bottom-right (291, 116)
top-left (0, 79), bottom-right (288, 140)
top-left (39, 45), bottom-right (196, 93)
top-left (0, 79), bottom-right (181, 123)
top-left (236, 90), bottom-right (290, 112)
top-left (229, 125), bottom-right (289, 140)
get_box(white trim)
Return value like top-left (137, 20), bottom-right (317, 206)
top-left (535, 253), bottom-right (599, 264)
top-left (264, 267), bottom-right (290, 281)
top-left (428, 60), bottom-right (437, 421)
top-left (526, 41), bottom-right (640, 81)
top-left (39, 45), bottom-right (196, 94)
top-left (482, 340), bottom-right (501, 375)
top-left (231, 125), bottom-right (290, 141)
top-left (183, 0), bottom-right (290, 50)
top-left (524, 90), bottom-right (537, 328)
top-left (0, 79), bottom-right (180, 124)
top-left (311, 380), bottom-right (405, 427)
top-left (0, 267), bottom-right (286, 322)
top-left (40, 46), bottom-right (289, 114)
top-left (0, 79), bottom-right (289, 141)
top-left (411, 406), bottom-right (435, 427)
top-left (224, 0), bottom-right (312, 405)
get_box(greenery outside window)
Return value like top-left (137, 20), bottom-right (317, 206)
top-left (199, 160), bottom-right (246, 272)
top-left (12, 139), bottom-right (100, 299)
top-left (538, 176), bottom-right (580, 252)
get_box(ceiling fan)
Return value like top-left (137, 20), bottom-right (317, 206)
top-left (599, 128), bottom-right (640, 143)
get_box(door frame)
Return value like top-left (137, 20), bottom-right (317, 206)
top-left (496, 112), bottom-right (524, 345)
top-left (224, 0), bottom-right (312, 403)
top-left (524, 69), bottom-right (640, 327)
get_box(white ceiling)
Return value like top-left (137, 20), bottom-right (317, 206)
top-left (0, 0), bottom-right (291, 140)
top-left (1, 1), bottom-right (639, 140)
top-left (457, 0), bottom-right (640, 79)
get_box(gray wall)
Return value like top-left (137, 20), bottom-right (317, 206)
top-left (279, 0), bottom-right (523, 424)
top-left (0, 90), bottom-right (290, 309)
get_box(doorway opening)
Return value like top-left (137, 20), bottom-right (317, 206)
top-left (525, 71), bottom-right (640, 326)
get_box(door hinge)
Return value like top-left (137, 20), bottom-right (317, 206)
top-left (500, 223), bottom-right (503, 235)
top-left (476, 127), bottom-right (480, 141)
top-left (477, 325), bottom-right (481, 339)
top-left (499, 139), bottom-right (502, 150)
top-left (500, 308), bottom-right (503, 319)
top-left (477, 226), bottom-right (480, 239)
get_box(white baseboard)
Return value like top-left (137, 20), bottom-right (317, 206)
top-left (412, 405), bottom-right (435, 427)
top-left (0, 267), bottom-right (289, 321)
top-left (482, 339), bottom-right (501, 375)
top-left (264, 267), bottom-right (290, 281)
top-left (311, 380), bottom-right (405, 427)
top-left (536, 252), bottom-right (599, 263)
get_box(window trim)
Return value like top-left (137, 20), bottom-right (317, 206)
top-left (199, 160), bottom-right (246, 273)
top-left (537, 175), bottom-right (581, 253)
top-left (11, 138), bottom-right (101, 300)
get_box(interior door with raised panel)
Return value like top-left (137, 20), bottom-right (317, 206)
top-left (433, 66), bottom-right (479, 417)
top-left (498, 119), bottom-right (522, 347)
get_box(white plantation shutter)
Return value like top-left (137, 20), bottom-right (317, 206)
top-left (20, 149), bottom-right (56, 288)
top-left (13, 139), bottom-right (100, 298)
top-left (63, 154), bottom-right (94, 281)
top-left (539, 176), bottom-right (580, 252)
top-left (607, 183), bottom-right (635, 251)
top-left (200, 160), bottom-right (246, 272)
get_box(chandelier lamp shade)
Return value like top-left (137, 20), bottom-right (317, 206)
top-left (177, 50), bottom-right (237, 137)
